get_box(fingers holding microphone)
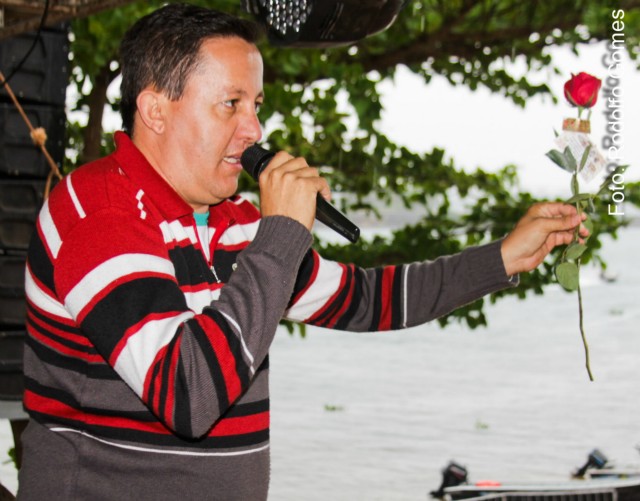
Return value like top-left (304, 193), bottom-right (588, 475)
top-left (256, 151), bottom-right (331, 231)
top-left (242, 145), bottom-right (360, 242)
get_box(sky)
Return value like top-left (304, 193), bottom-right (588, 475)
top-left (377, 42), bottom-right (638, 200)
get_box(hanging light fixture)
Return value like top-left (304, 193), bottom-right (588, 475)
top-left (242, 0), bottom-right (407, 47)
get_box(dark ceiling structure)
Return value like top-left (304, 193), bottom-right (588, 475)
top-left (0, 0), bottom-right (134, 39)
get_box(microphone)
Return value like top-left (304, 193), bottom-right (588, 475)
top-left (241, 145), bottom-right (360, 243)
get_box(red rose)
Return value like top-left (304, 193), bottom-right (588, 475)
top-left (563, 72), bottom-right (602, 108)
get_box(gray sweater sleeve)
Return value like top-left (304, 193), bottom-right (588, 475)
top-left (286, 239), bottom-right (517, 332)
top-left (213, 215), bottom-right (313, 359)
top-left (401, 239), bottom-right (517, 327)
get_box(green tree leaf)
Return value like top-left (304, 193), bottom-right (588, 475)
top-left (564, 147), bottom-right (577, 173)
top-left (556, 262), bottom-right (580, 291)
top-left (579, 144), bottom-right (592, 171)
top-left (566, 193), bottom-right (593, 204)
top-left (565, 243), bottom-right (588, 260)
top-left (546, 149), bottom-right (572, 172)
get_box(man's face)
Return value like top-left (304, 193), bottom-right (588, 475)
top-left (158, 37), bottom-right (264, 210)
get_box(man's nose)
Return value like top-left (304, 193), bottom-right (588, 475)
top-left (240, 109), bottom-right (263, 144)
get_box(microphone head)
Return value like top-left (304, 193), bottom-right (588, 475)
top-left (241, 144), bottom-right (274, 180)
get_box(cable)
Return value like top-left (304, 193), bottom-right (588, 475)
top-left (0, 69), bottom-right (63, 196)
top-left (0, 0), bottom-right (51, 88)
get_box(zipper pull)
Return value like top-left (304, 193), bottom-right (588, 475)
top-left (211, 265), bottom-right (221, 284)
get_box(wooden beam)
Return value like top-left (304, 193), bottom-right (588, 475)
top-left (0, 0), bottom-right (136, 39)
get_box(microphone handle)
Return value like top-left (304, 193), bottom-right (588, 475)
top-left (242, 145), bottom-right (360, 243)
top-left (315, 194), bottom-right (360, 244)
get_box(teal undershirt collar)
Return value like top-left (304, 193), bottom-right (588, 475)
top-left (194, 211), bottom-right (209, 226)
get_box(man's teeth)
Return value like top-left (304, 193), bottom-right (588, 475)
top-left (224, 157), bottom-right (240, 164)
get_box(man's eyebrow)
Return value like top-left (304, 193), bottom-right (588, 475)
top-left (223, 87), bottom-right (265, 99)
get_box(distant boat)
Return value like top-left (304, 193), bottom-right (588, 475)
top-left (430, 451), bottom-right (640, 500)
top-left (434, 478), bottom-right (640, 500)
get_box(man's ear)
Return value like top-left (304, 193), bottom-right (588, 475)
top-left (136, 89), bottom-right (167, 134)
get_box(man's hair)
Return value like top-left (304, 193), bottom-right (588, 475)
top-left (119, 3), bottom-right (262, 134)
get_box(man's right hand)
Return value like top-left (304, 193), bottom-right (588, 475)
top-left (256, 151), bottom-right (331, 231)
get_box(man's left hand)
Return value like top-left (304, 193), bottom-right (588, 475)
top-left (501, 202), bottom-right (589, 276)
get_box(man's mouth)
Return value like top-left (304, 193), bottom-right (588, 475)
top-left (223, 156), bottom-right (241, 165)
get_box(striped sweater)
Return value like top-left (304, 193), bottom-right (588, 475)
top-left (19, 132), bottom-right (514, 500)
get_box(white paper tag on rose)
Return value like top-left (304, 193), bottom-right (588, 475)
top-left (554, 131), bottom-right (606, 183)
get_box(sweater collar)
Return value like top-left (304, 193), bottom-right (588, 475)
top-left (112, 131), bottom-right (194, 220)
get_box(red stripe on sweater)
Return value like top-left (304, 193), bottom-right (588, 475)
top-left (163, 334), bottom-right (182, 429)
top-left (27, 308), bottom-right (93, 348)
top-left (145, 344), bottom-right (170, 419)
top-left (27, 324), bottom-right (104, 363)
top-left (198, 315), bottom-right (243, 404)
top-left (378, 266), bottom-right (396, 331)
top-left (24, 390), bottom-right (172, 434)
top-left (209, 412), bottom-right (269, 437)
top-left (324, 263), bottom-right (357, 329)
top-left (215, 241), bottom-right (252, 253)
top-left (306, 262), bottom-right (348, 324)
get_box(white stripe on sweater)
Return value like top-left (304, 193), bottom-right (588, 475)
top-left (66, 175), bottom-right (86, 219)
top-left (49, 427), bottom-right (270, 457)
top-left (25, 266), bottom-right (72, 319)
top-left (285, 257), bottom-right (344, 322)
top-left (218, 220), bottom-right (260, 246)
top-left (39, 198), bottom-right (62, 259)
top-left (114, 311), bottom-right (194, 395)
top-left (64, 253), bottom-right (175, 319)
top-left (402, 264), bottom-right (409, 328)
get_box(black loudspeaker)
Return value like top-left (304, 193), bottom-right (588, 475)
top-left (0, 253), bottom-right (28, 328)
top-left (0, 179), bottom-right (47, 251)
top-left (0, 28), bottom-right (70, 106)
top-left (0, 254), bottom-right (28, 327)
top-left (0, 102), bottom-right (66, 178)
top-left (0, 330), bottom-right (25, 400)
top-left (0, 283), bottom-right (27, 328)
top-left (0, 27), bottom-right (68, 407)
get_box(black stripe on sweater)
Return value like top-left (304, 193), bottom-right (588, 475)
top-left (173, 357), bottom-right (192, 436)
top-left (168, 246), bottom-right (214, 287)
top-left (211, 249), bottom-right (241, 283)
top-left (289, 249), bottom-right (315, 307)
top-left (201, 307), bottom-right (251, 390)
top-left (313, 265), bottom-right (355, 328)
top-left (25, 335), bottom-right (117, 379)
top-left (367, 268), bottom-right (384, 331)
top-left (27, 303), bottom-right (83, 339)
top-left (27, 231), bottom-right (55, 292)
top-left (81, 277), bottom-right (188, 358)
top-left (156, 332), bottom-right (180, 424)
top-left (188, 320), bottom-right (229, 413)
top-left (27, 311), bottom-right (96, 356)
top-left (335, 267), bottom-right (363, 330)
top-left (223, 398), bottom-right (269, 419)
top-left (146, 350), bottom-right (164, 417)
top-left (391, 264), bottom-right (405, 329)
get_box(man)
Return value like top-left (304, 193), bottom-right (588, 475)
top-left (18, 4), bottom-right (585, 500)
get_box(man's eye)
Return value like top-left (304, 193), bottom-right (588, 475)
top-left (223, 99), bottom-right (238, 108)
top-left (255, 102), bottom-right (262, 113)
